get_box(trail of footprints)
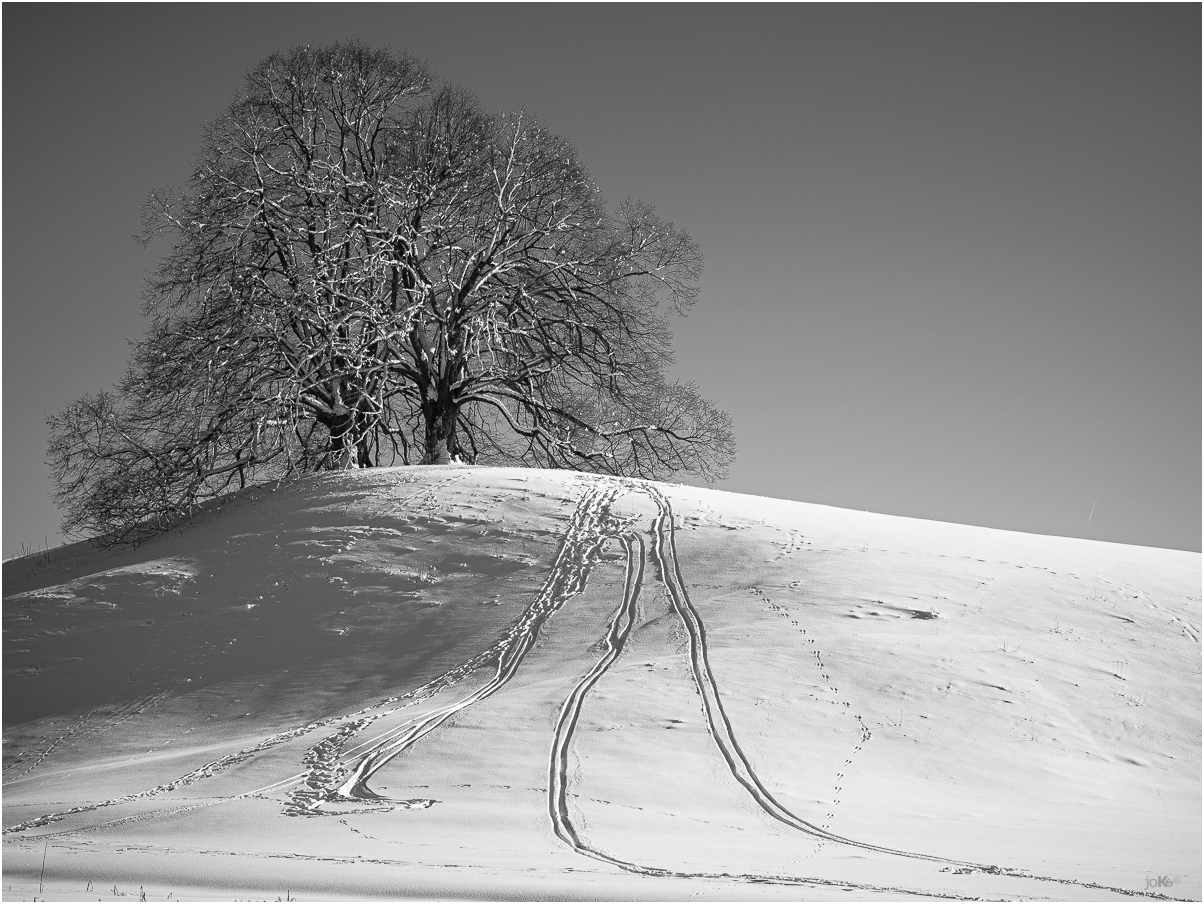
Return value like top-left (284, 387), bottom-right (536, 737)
top-left (284, 718), bottom-right (371, 816)
top-left (7, 686), bottom-right (179, 782)
top-left (8, 565), bottom-right (194, 781)
top-left (770, 529), bottom-right (810, 561)
top-left (758, 589), bottom-right (872, 839)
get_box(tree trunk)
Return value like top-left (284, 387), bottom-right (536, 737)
top-left (421, 403), bottom-right (460, 465)
top-left (326, 411), bottom-right (362, 470)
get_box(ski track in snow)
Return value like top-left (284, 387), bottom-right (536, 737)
top-left (4, 475), bottom-right (1188, 900)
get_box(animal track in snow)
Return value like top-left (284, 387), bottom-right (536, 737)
top-left (758, 590), bottom-right (872, 840)
top-left (770, 529), bottom-right (810, 562)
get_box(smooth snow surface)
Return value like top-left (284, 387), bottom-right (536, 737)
top-left (3, 466), bottom-right (1199, 901)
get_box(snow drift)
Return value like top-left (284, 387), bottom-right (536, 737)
top-left (3, 466), bottom-right (1199, 901)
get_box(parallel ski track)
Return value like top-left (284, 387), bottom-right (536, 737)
top-left (549, 532), bottom-right (645, 846)
top-left (3, 475), bottom-right (1187, 900)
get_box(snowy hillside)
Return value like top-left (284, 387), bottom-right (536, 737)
top-left (3, 466), bottom-right (1199, 901)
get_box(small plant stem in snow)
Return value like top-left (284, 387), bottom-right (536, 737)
top-left (38, 839), bottom-right (47, 894)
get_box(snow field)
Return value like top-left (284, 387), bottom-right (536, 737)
top-left (4, 466), bottom-right (1199, 900)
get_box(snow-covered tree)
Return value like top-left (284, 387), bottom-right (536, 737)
top-left (48, 41), bottom-right (734, 542)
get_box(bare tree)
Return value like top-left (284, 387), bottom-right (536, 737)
top-left (48, 41), bottom-right (734, 542)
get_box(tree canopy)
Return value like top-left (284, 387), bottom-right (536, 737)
top-left (48, 41), bottom-right (735, 542)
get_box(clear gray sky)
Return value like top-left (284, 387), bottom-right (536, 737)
top-left (4, 4), bottom-right (1200, 555)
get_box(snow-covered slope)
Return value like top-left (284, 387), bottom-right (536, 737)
top-left (3, 466), bottom-right (1199, 901)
